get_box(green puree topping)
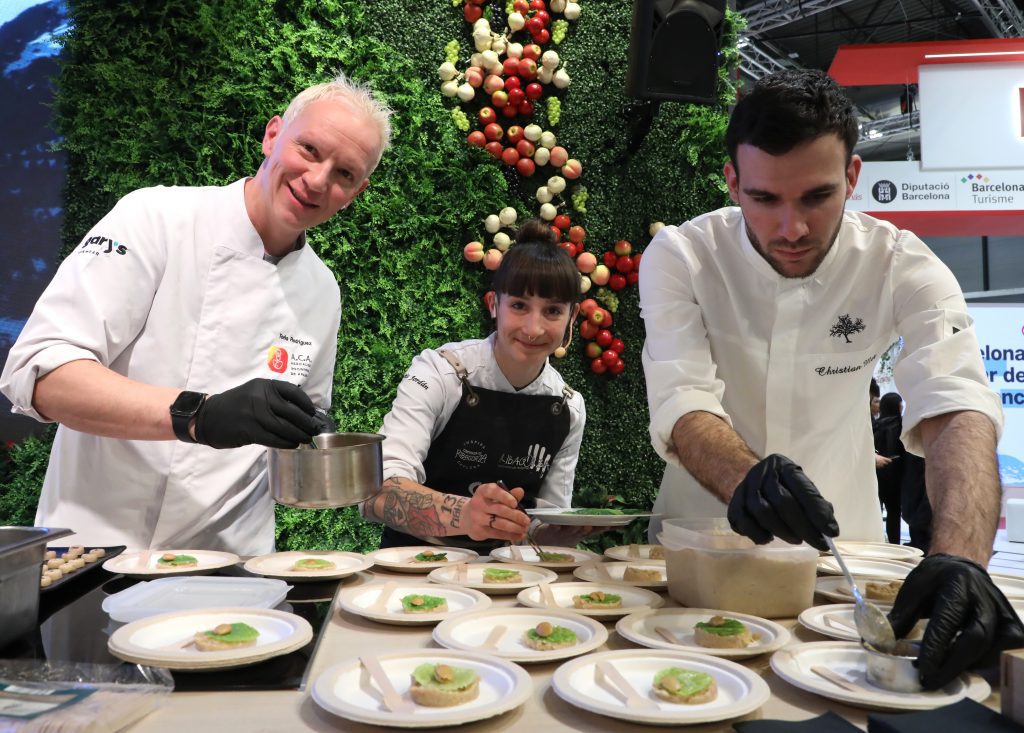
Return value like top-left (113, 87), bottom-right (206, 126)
top-left (203, 622), bottom-right (259, 643)
top-left (412, 663), bottom-right (477, 690)
top-left (695, 618), bottom-right (747, 636)
top-left (414, 552), bottom-right (447, 561)
top-left (526, 626), bottom-right (577, 643)
top-left (401, 594), bottom-right (446, 611)
top-left (654, 668), bottom-right (714, 697)
top-left (294, 558), bottom-right (333, 570)
top-left (157, 554), bottom-right (197, 565)
top-left (579, 593), bottom-right (622, 604)
top-left (483, 568), bottom-right (519, 579)
top-left (537, 552), bottom-right (572, 561)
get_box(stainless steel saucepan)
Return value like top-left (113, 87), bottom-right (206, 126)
top-left (267, 432), bottom-right (384, 508)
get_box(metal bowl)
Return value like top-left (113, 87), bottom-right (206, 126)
top-left (862, 639), bottom-right (922, 692)
top-left (267, 432), bottom-right (384, 509)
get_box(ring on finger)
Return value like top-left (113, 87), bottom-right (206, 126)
top-left (488, 514), bottom-right (497, 528)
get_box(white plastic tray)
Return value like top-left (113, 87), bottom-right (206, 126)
top-left (102, 576), bottom-right (291, 622)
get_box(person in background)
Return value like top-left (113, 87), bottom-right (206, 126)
top-left (0, 73), bottom-right (392, 555)
top-left (638, 68), bottom-right (1019, 690)
top-left (869, 377), bottom-right (881, 424)
top-left (361, 219), bottom-right (588, 551)
top-left (874, 392), bottom-right (905, 544)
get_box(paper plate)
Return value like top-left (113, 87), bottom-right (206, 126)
top-left (797, 604), bottom-right (928, 643)
top-left (243, 550), bottom-right (372, 581)
top-left (551, 648), bottom-right (770, 726)
top-left (366, 546), bottom-right (479, 573)
top-left (816, 556), bottom-right (912, 579)
top-left (107, 606), bottom-right (312, 670)
top-left (574, 562), bottom-right (667, 589)
top-left (991, 573), bottom-right (1024, 600)
top-left (102, 549), bottom-right (240, 578)
top-left (604, 544), bottom-right (666, 564)
top-left (516, 581), bottom-right (663, 619)
top-left (433, 607), bottom-right (608, 663)
top-left (311, 649), bottom-right (532, 728)
top-left (814, 576), bottom-right (898, 605)
top-left (828, 541), bottom-right (923, 561)
top-left (770, 641), bottom-right (990, 711)
top-left (525, 508), bottom-right (659, 527)
top-left (426, 562), bottom-right (557, 594)
top-left (615, 608), bottom-right (790, 660)
top-left (336, 581), bottom-right (491, 626)
top-left (489, 545), bottom-right (602, 569)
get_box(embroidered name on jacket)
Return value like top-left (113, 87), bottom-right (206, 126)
top-left (78, 235), bottom-right (128, 256)
top-left (499, 444), bottom-right (553, 477)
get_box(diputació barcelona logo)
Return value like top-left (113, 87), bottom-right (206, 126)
top-left (268, 346), bottom-right (288, 374)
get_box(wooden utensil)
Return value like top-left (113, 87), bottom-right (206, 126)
top-left (811, 665), bottom-right (861, 693)
top-left (360, 655), bottom-right (416, 714)
top-left (457, 562), bottom-right (468, 583)
top-left (481, 624), bottom-right (508, 651)
top-left (510, 545), bottom-right (525, 562)
top-left (628, 544), bottom-right (640, 560)
top-left (824, 614), bottom-right (859, 635)
top-left (655, 626), bottom-right (683, 645)
top-left (369, 581), bottom-right (398, 613)
top-left (595, 660), bottom-right (658, 709)
top-left (538, 582), bottom-right (557, 607)
top-left (590, 562), bottom-right (613, 580)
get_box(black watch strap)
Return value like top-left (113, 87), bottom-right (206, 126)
top-left (170, 391), bottom-right (207, 443)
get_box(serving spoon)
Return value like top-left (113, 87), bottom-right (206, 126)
top-left (823, 535), bottom-right (896, 651)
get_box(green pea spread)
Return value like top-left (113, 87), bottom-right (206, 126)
top-left (578, 592), bottom-right (622, 604)
top-left (294, 558), bottom-right (334, 570)
top-left (157, 554), bottom-right (197, 566)
top-left (695, 618), bottom-right (747, 636)
top-left (414, 552), bottom-right (447, 561)
top-left (654, 668), bottom-right (714, 697)
top-left (537, 552), bottom-right (573, 562)
top-left (203, 622), bottom-right (260, 643)
top-left (483, 568), bottom-right (520, 580)
top-left (412, 663), bottom-right (477, 690)
top-left (401, 594), bottom-right (446, 611)
top-left (526, 626), bottom-right (577, 643)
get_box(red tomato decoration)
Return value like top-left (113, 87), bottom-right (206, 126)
top-left (609, 358), bottom-right (625, 375)
top-left (464, 4), bottom-right (482, 22)
top-left (596, 329), bottom-right (613, 347)
top-left (590, 357), bottom-right (607, 375)
top-left (584, 342), bottom-right (602, 359)
top-left (627, 271), bottom-right (640, 285)
top-left (616, 256), bottom-right (634, 273)
top-left (554, 214), bottom-right (571, 230)
top-left (609, 273), bottom-right (627, 291)
top-left (601, 349), bottom-right (619, 367)
top-left (609, 338), bottom-right (625, 354)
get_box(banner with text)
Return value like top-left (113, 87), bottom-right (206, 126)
top-left (849, 162), bottom-right (1024, 213)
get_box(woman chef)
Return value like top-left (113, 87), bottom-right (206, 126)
top-left (360, 219), bottom-right (587, 549)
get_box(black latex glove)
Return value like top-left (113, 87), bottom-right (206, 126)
top-left (727, 454), bottom-right (839, 552)
top-left (312, 407), bottom-right (337, 435)
top-left (194, 378), bottom-right (319, 449)
top-left (888, 553), bottom-right (1024, 690)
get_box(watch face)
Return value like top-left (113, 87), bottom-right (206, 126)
top-left (171, 391), bottom-right (205, 416)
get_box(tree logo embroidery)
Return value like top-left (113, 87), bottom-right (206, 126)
top-left (830, 314), bottom-right (865, 343)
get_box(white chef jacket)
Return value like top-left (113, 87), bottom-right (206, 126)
top-left (0, 179), bottom-right (340, 554)
top-left (639, 207), bottom-right (1003, 541)
top-left (376, 334), bottom-right (586, 508)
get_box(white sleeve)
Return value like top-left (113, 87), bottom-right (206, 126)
top-left (536, 391), bottom-right (586, 508)
top-left (303, 278), bottom-right (340, 410)
top-left (0, 190), bottom-right (169, 421)
top-left (638, 227), bottom-right (731, 467)
top-left (891, 233), bottom-right (1003, 455)
top-left (378, 350), bottom-right (456, 484)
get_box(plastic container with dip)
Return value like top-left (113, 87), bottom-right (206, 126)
top-left (658, 517), bottom-right (818, 618)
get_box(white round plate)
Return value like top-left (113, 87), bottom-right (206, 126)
top-left (525, 508), bottom-right (659, 527)
top-left (827, 541), bottom-right (923, 561)
top-left (433, 607), bottom-right (608, 663)
top-left (798, 604), bottom-right (928, 643)
top-left (426, 562), bottom-right (557, 594)
top-left (770, 641), bottom-right (990, 711)
top-left (336, 581), bottom-right (491, 626)
top-left (516, 581), bottom-right (663, 619)
top-left (816, 556), bottom-right (912, 579)
top-left (551, 648), bottom-right (770, 726)
top-left (489, 545), bottom-right (602, 569)
top-left (312, 648), bottom-right (531, 728)
top-left (815, 576), bottom-right (897, 605)
top-left (366, 546), bottom-right (479, 573)
top-left (604, 544), bottom-right (666, 564)
top-left (991, 573), bottom-right (1024, 600)
top-left (243, 550), bottom-right (372, 582)
top-left (574, 562), bottom-right (667, 589)
top-left (616, 608), bottom-right (790, 659)
top-left (102, 549), bottom-right (240, 578)
top-left (107, 606), bottom-right (312, 670)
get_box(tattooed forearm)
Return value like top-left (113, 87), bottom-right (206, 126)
top-left (440, 494), bottom-right (468, 529)
top-left (361, 476), bottom-right (452, 537)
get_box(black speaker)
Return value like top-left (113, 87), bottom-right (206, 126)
top-left (625, 0), bottom-right (726, 104)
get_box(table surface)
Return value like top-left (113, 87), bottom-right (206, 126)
top-left (121, 564), bottom-right (1003, 733)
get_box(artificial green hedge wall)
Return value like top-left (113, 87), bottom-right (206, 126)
top-left (0, 0), bottom-right (738, 551)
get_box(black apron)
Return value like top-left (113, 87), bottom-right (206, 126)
top-left (379, 350), bottom-right (573, 550)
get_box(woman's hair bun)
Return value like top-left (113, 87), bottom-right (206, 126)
top-left (516, 218), bottom-right (557, 247)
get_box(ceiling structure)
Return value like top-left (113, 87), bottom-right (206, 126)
top-left (733, 0), bottom-right (1024, 160)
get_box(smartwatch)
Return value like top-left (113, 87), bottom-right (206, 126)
top-left (170, 391), bottom-right (207, 443)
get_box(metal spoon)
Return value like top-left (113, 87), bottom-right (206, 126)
top-left (823, 535), bottom-right (896, 651)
